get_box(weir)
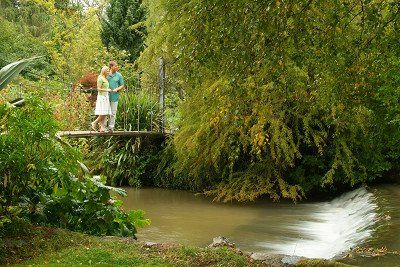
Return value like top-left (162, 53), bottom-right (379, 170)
top-left (260, 187), bottom-right (378, 259)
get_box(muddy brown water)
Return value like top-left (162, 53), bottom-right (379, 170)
top-left (117, 185), bottom-right (400, 266)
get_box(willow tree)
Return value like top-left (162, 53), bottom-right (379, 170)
top-left (139, 0), bottom-right (400, 201)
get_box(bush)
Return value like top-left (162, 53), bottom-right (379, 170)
top-left (116, 91), bottom-right (159, 131)
top-left (139, 1), bottom-right (400, 201)
top-left (87, 135), bottom-right (164, 187)
top-left (0, 96), bottom-right (149, 238)
top-left (85, 91), bottom-right (164, 187)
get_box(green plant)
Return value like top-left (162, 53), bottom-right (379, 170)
top-left (0, 56), bottom-right (41, 90)
top-left (139, 0), bottom-right (400, 201)
top-left (116, 91), bottom-right (159, 131)
top-left (100, 0), bottom-right (147, 62)
top-left (87, 136), bottom-right (163, 187)
top-left (0, 95), bottom-right (149, 238)
top-left (23, 175), bottom-right (150, 236)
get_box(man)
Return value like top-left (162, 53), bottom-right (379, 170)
top-left (106, 61), bottom-right (125, 131)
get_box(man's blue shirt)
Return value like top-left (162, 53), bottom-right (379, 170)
top-left (107, 72), bottom-right (124, 102)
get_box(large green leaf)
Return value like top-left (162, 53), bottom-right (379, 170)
top-left (0, 56), bottom-right (42, 90)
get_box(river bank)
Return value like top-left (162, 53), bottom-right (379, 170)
top-left (1, 226), bottom-right (350, 266)
top-left (2, 185), bottom-right (399, 266)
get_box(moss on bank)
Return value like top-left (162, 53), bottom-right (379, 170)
top-left (1, 226), bottom-right (351, 266)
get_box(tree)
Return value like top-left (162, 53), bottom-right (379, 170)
top-left (100, 0), bottom-right (146, 62)
top-left (0, 17), bottom-right (51, 79)
top-left (139, 0), bottom-right (400, 201)
top-left (0, 0), bottom-right (53, 38)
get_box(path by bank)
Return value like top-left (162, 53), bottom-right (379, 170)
top-left (1, 226), bottom-right (350, 266)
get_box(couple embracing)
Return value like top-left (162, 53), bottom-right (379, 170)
top-left (91, 61), bottom-right (125, 132)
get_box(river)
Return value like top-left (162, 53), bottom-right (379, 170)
top-left (118, 184), bottom-right (400, 266)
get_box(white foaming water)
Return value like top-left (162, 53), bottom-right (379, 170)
top-left (259, 187), bottom-right (378, 259)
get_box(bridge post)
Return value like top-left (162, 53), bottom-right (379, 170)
top-left (159, 57), bottom-right (166, 133)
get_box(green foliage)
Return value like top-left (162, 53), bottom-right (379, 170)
top-left (67, 9), bottom-right (109, 80)
top-left (84, 91), bottom-right (163, 187)
top-left (139, 0), bottom-right (400, 201)
top-left (101, 0), bottom-right (147, 62)
top-left (0, 1), bottom-right (52, 39)
top-left (87, 135), bottom-right (163, 187)
top-left (116, 91), bottom-right (159, 131)
top-left (0, 16), bottom-right (51, 78)
top-left (18, 0), bottom-right (107, 81)
top-left (153, 141), bottom-right (189, 190)
top-left (17, 0), bottom-right (142, 83)
top-left (0, 57), bottom-right (41, 90)
top-left (0, 94), bottom-right (148, 238)
top-left (27, 175), bottom-right (148, 237)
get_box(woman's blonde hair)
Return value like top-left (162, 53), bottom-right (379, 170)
top-left (101, 66), bottom-right (109, 76)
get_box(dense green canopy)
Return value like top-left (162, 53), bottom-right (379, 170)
top-left (139, 0), bottom-right (400, 201)
top-left (101, 0), bottom-right (146, 61)
top-left (2, 0), bottom-right (400, 204)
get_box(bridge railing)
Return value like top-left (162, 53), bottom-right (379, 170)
top-left (69, 85), bottom-right (162, 133)
top-left (3, 58), bottom-right (172, 134)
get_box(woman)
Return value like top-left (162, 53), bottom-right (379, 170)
top-left (91, 66), bottom-right (112, 132)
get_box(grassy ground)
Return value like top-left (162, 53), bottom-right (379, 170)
top-left (1, 226), bottom-right (351, 266)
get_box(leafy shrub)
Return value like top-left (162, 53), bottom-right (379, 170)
top-left (116, 91), bottom-right (159, 131)
top-left (0, 96), bottom-right (149, 238)
top-left (84, 91), bottom-right (164, 187)
top-left (87, 136), bottom-right (164, 187)
top-left (20, 175), bottom-right (149, 236)
top-left (139, 0), bottom-right (400, 201)
top-left (0, 17), bottom-right (52, 78)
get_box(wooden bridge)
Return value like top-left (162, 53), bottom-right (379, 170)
top-left (51, 58), bottom-right (170, 140)
top-left (56, 130), bottom-right (169, 139)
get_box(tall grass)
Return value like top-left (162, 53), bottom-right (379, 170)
top-left (86, 91), bottom-right (164, 187)
top-left (116, 91), bottom-right (160, 131)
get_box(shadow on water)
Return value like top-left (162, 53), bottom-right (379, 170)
top-left (116, 185), bottom-right (400, 265)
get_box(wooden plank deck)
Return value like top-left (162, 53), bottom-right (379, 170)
top-left (56, 130), bottom-right (168, 138)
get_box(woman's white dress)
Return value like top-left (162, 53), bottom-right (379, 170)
top-left (94, 75), bottom-right (111, 115)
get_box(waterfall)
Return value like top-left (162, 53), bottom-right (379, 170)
top-left (259, 187), bottom-right (378, 259)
